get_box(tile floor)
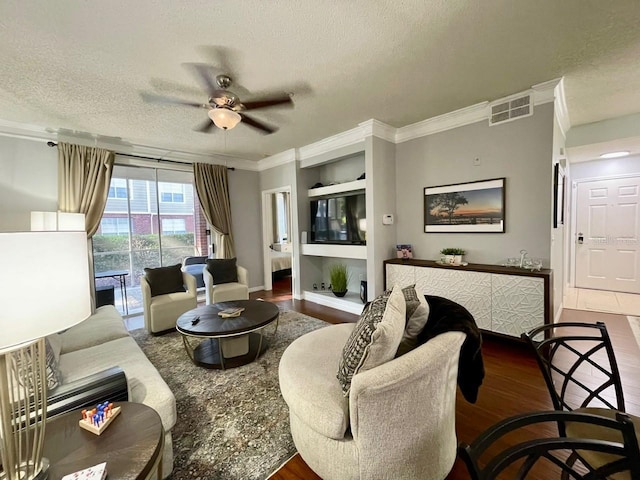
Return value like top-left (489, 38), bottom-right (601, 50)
top-left (564, 287), bottom-right (640, 316)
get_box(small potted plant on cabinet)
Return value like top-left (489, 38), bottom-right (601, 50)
top-left (440, 248), bottom-right (466, 265)
top-left (329, 263), bottom-right (350, 297)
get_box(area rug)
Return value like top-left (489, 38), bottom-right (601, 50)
top-left (627, 316), bottom-right (640, 350)
top-left (130, 310), bottom-right (328, 480)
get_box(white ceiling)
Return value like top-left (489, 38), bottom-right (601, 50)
top-left (1, 0), bottom-right (640, 161)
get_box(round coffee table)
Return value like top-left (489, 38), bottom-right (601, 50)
top-left (43, 402), bottom-right (164, 480)
top-left (176, 299), bottom-right (280, 369)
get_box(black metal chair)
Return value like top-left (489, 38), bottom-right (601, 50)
top-left (522, 322), bottom-right (625, 414)
top-left (458, 410), bottom-right (640, 480)
top-left (522, 322), bottom-right (640, 477)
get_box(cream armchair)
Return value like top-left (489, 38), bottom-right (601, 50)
top-left (204, 264), bottom-right (249, 304)
top-left (141, 271), bottom-right (197, 333)
top-left (279, 323), bottom-right (465, 480)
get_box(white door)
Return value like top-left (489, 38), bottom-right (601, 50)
top-left (575, 177), bottom-right (640, 293)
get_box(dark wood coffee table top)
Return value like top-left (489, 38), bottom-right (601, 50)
top-left (176, 299), bottom-right (280, 337)
top-left (43, 402), bottom-right (164, 480)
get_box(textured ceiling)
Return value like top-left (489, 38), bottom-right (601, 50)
top-left (1, 0), bottom-right (640, 160)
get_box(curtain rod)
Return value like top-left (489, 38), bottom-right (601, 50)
top-left (46, 142), bottom-right (235, 170)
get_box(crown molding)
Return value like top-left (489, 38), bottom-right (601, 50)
top-left (395, 102), bottom-right (489, 143)
top-left (0, 119), bottom-right (260, 171)
top-left (552, 78), bottom-right (571, 138)
top-left (358, 119), bottom-right (397, 143)
top-left (298, 124), bottom-right (368, 161)
top-left (256, 148), bottom-right (297, 171)
top-left (531, 78), bottom-right (561, 106)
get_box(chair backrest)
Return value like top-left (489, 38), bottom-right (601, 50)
top-left (182, 255), bottom-right (208, 267)
top-left (458, 410), bottom-right (640, 480)
top-left (522, 322), bottom-right (625, 412)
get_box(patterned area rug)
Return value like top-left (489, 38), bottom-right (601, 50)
top-left (130, 310), bottom-right (328, 480)
top-left (628, 316), bottom-right (640, 350)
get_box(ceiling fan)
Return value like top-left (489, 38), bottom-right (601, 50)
top-left (141, 64), bottom-right (293, 134)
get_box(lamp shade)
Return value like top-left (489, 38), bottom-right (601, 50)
top-left (208, 108), bottom-right (242, 130)
top-left (0, 231), bottom-right (91, 349)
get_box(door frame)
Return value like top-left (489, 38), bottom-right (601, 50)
top-left (261, 186), bottom-right (292, 291)
top-left (569, 172), bottom-right (640, 288)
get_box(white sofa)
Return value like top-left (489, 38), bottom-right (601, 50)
top-left (50, 305), bottom-right (176, 478)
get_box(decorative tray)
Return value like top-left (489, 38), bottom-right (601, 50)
top-left (435, 261), bottom-right (469, 267)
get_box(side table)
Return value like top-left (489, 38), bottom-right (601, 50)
top-left (43, 402), bottom-right (164, 480)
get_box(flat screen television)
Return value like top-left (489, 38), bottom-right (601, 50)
top-left (310, 193), bottom-right (366, 244)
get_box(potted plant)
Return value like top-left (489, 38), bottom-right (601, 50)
top-left (329, 263), bottom-right (350, 297)
top-left (440, 248), bottom-right (466, 265)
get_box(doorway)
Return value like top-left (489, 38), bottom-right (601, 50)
top-left (574, 175), bottom-right (640, 294)
top-left (261, 187), bottom-right (293, 293)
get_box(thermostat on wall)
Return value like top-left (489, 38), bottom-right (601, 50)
top-left (382, 214), bottom-right (394, 225)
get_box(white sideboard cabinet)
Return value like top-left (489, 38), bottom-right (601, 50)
top-left (384, 259), bottom-right (552, 338)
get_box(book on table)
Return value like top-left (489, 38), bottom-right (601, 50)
top-left (218, 307), bottom-right (245, 318)
top-left (61, 462), bottom-right (107, 480)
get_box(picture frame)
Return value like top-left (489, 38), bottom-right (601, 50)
top-left (424, 177), bottom-right (506, 233)
top-left (553, 163), bottom-right (565, 228)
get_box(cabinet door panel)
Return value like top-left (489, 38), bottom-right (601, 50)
top-left (491, 274), bottom-right (544, 337)
top-left (386, 264), bottom-right (415, 289)
top-left (414, 268), bottom-right (492, 331)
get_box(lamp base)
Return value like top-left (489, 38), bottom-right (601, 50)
top-left (0, 458), bottom-right (49, 480)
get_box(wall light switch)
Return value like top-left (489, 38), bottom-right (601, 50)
top-left (382, 214), bottom-right (394, 225)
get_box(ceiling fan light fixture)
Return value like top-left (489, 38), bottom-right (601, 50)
top-left (208, 108), bottom-right (241, 130)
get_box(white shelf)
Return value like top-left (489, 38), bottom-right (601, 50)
top-left (303, 290), bottom-right (365, 315)
top-left (301, 243), bottom-right (367, 259)
top-left (307, 179), bottom-right (366, 198)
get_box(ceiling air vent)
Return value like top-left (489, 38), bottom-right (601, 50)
top-left (489, 93), bottom-right (532, 126)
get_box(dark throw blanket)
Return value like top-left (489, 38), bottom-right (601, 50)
top-left (416, 295), bottom-right (485, 403)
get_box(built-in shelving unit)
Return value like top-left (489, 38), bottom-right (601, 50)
top-left (302, 290), bottom-right (365, 315)
top-left (301, 243), bottom-right (367, 259)
top-left (307, 179), bottom-right (366, 198)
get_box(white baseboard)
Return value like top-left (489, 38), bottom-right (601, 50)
top-left (249, 285), bottom-right (265, 293)
top-left (554, 302), bottom-right (564, 323)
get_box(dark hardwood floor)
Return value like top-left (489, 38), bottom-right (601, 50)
top-left (265, 277), bottom-right (640, 480)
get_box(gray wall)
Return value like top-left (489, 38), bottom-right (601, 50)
top-left (395, 102), bottom-right (555, 265)
top-left (0, 136), bottom-right (58, 231)
top-left (367, 136), bottom-right (397, 297)
top-left (570, 155), bottom-right (640, 180)
top-left (550, 115), bottom-right (567, 318)
top-left (226, 169), bottom-right (263, 289)
top-left (260, 162), bottom-right (296, 192)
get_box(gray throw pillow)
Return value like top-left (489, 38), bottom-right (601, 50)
top-left (206, 258), bottom-right (239, 284)
top-left (396, 285), bottom-right (430, 356)
top-left (337, 285), bottom-right (406, 396)
top-left (144, 264), bottom-right (186, 297)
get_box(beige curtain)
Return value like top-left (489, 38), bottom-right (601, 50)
top-left (193, 163), bottom-right (235, 258)
top-left (57, 142), bottom-right (115, 237)
top-left (58, 142), bottom-right (115, 311)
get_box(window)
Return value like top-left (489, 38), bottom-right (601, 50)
top-left (159, 182), bottom-right (185, 203)
top-left (108, 178), bottom-right (127, 199)
top-left (161, 218), bottom-right (187, 234)
top-left (100, 217), bottom-right (130, 235)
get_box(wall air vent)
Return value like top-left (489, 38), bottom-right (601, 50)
top-left (489, 92), bottom-right (533, 126)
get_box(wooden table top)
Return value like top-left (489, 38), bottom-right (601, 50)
top-left (176, 299), bottom-right (279, 337)
top-left (43, 402), bottom-right (163, 480)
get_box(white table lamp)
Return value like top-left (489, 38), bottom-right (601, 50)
top-left (0, 231), bottom-right (91, 480)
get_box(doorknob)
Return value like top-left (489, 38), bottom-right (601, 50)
top-left (577, 233), bottom-right (584, 244)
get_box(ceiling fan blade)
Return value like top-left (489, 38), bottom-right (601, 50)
top-left (184, 63), bottom-right (220, 97)
top-left (242, 95), bottom-right (293, 111)
top-left (194, 118), bottom-right (217, 133)
top-left (141, 92), bottom-right (204, 108)
top-left (240, 113), bottom-right (278, 134)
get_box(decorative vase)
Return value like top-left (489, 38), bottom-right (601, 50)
top-left (444, 254), bottom-right (463, 265)
top-left (332, 290), bottom-right (347, 298)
